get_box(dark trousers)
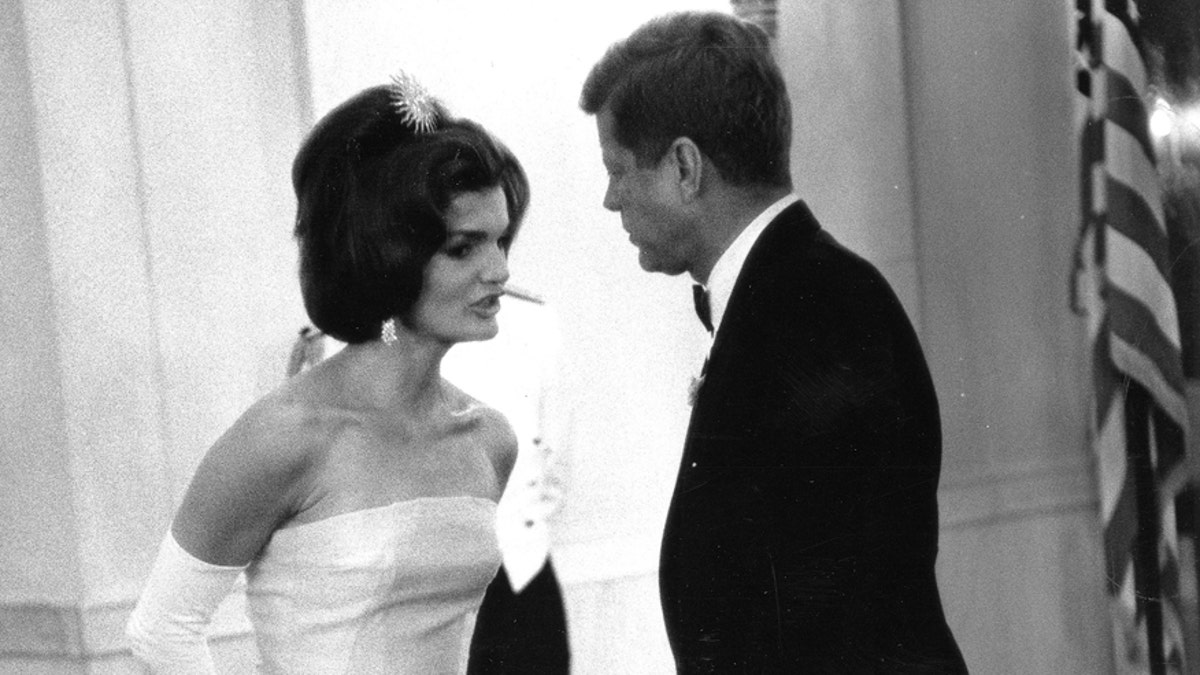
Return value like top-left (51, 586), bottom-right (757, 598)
top-left (467, 559), bottom-right (570, 674)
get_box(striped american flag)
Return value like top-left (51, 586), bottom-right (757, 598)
top-left (1073, 0), bottom-right (1196, 672)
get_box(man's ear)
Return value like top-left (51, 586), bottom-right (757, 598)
top-left (669, 137), bottom-right (704, 202)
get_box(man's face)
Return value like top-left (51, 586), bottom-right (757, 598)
top-left (596, 108), bottom-right (695, 276)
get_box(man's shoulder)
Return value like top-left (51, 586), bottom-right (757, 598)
top-left (731, 214), bottom-right (911, 344)
top-left (745, 213), bottom-right (884, 292)
top-left (748, 201), bottom-right (850, 267)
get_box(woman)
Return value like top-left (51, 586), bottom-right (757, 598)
top-left (126, 75), bottom-right (530, 673)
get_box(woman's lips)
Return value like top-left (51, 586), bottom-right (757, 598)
top-left (470, 293), bottom-right (502, 317)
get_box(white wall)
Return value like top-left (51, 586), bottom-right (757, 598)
top-left (0, 0), bottom-right (82, 609)
top-left (1, 1), bottom-right (305, 671)
top-left (903, 0), bottom-right (1112, 670)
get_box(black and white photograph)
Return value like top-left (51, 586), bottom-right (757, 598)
top-left (3, 1), bottom-right (1200, 673)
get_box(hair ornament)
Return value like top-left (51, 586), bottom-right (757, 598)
top-left (388, 71), bottom-right (440, 134)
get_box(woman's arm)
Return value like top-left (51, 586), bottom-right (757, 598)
top-left (124, 533), bottom-right (244, 674)
top-left (126, 397), bottom-right (313, 671)
top-left (480, 405), bottom-right (519, 494)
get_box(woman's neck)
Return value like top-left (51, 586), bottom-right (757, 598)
top-left (331, 330), bottom-right (453, 416)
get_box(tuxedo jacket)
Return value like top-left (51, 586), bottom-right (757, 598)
top-left (660, 201), bottom-right (967, 673)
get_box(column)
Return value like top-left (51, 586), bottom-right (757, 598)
top-left (0, 1), bottom-right (308, 671)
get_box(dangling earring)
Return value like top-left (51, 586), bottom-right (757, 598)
top-left (380, 317), bottom-right (398, 346)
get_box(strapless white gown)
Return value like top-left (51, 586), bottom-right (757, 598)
top-left (243, 496), bottom-right (500, 674)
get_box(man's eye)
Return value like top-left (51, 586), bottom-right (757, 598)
top-left (445, 243), bottom-right (473, 259)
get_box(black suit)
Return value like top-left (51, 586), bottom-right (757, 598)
top-left (660, 201), bottom-right (967, 673)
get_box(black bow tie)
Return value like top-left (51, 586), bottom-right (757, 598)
top-left (692, 284), bottom-right (714, 334)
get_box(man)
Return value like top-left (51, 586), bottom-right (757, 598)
top-left (580, 12), bottom-right (967, 673)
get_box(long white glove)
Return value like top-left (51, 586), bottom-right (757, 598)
top-left (125, 532), bottom-right (245, 674)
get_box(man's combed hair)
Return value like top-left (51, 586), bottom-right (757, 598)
top-left (291, 86), bottom-right (529, 344)
top-left (580, 11), bottom-right (792, 188)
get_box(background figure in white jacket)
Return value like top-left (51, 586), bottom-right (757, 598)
top-left (445, 292), bottom-right (572, 674)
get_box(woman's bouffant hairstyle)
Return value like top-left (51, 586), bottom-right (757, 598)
top-left (580, 11), bottom-right (791, 189)
top-left (291, 85), bottom-right (529, 344)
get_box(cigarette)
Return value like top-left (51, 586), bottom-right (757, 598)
top-left (501, 284), bottom-right (545, 305)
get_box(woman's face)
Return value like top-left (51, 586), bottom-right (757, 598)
top-left (407, 186), bottom-right (512, 343)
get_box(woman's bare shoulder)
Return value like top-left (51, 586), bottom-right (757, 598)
top-left (227, 384), bottom-right (329, 449)
top-left (443, 383), bottom-right (513, 434)
top-left (443, 383), bottom-right (518, 484)
top-left (199, 375), bottom-right (359, 491)
top-left (171, 380), bottom-right (354, 564)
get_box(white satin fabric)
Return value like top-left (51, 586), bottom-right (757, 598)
top-left (244, 496), bottom-right (500, 674)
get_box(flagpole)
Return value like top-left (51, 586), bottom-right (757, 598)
top-left (1129, 382), bottom-right (1169, 673)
